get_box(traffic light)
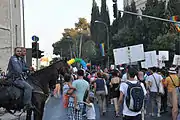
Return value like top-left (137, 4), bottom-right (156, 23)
top-left (38, 50), bottom-right (44, 58)
top-left (32, 50), bottom-right (44, 58)
top-left (112, 0), bottom-right (117, 2)
top-left (32, 42), bottom-right (39, 58)
top-left (113, 3), bottom-right (118, 18)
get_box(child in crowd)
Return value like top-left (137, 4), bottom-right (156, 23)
top-left (63, 73), bottom-right (78, 109)
top-left (84, 97), bottom-right (96, 120)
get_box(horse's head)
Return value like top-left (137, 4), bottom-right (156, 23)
top-left (30, 59), bottom-right (70, 94)
top-left (48, 60), bottom-right (70, 89)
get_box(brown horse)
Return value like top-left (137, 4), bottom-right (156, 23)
top-left (0, 60), bottom-right (69, 120)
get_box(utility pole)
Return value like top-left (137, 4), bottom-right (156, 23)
top-left (95, 20), bottom-right (110, 68)
top-left (32, 35), bottom-right (39, 70)
top-left (119, 10), bottom-right (180, 24)
top-left (79, 34), bottom-right (83, 58)
top-left (21, 0), bottom-right (26, 47)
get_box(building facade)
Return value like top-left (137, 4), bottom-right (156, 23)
top-left (123, 0), bottom-right (169, 11)
top-left (0, 0), bottom-right (22, 71)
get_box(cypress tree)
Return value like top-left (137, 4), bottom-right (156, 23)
top-left (90, 0), bottom-right (100, 43)
top-left (99, 0), bottom-right (110, 45)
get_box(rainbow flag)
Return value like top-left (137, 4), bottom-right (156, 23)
top-left (170, 16), bottom-right (178, 21)
top-left (100, 43), bottom-right (105, 56)
top-left (170, 16), bottom-right (180, 32)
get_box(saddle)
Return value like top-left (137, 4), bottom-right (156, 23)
top-left (0, 79), bottom-right (24, 111)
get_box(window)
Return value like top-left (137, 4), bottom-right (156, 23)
top-left (14, 0), bottom-right (16, 8)
top-left (15, 25), bottom-right (18, 46)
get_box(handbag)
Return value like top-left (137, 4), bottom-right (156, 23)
top-left (104, 80), bottom-right (108, 95)
top-left (152, 75), bottom-right (164, 95)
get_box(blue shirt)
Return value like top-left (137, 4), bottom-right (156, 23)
top-left (72, 79), bottom-right (89, 102)
top-left (7, 55), bottom-right (23, 77)
top-left (20, 57), bottom-right (29, 72)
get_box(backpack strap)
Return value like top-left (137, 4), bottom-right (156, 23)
top-left (152, 75), bottom-right (160, 93)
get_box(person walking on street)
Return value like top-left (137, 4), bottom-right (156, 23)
top-left (110, 70), bottom-right (121, 117)
top-left (67, 69), bottom-right (89, 120)
top-left (147, 67), bottom-right (163, 117)
top-left (94, 72), bottom-right (107, 116)
top-left (164, 67), bottom-right (180, 108)
top-left (119, 67), bottom-right (147, 120)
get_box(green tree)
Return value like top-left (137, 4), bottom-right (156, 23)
top-left (111, 1), bottom-right (138, 49)
top-left (62, 28), bottom-right (78, 39)
top-left (99, 0), bottom-right (110, 44)
top-left (53, 18), bottom-right (93, 60)
top-left (82, 40), bottom-right (97, 61)
top-left (151, 33), bottom-right (180, 64)
top-left (141, 0), bottom-right (167, 50)
top-left (167, 0), bottom-right (180, 16)
top-left (52, 37), bottom-right (73, 58)
top-left (90, 0), bottom-right (100, 43)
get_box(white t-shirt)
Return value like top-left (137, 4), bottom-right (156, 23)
top-left (86, 103), bottom-right (96, 119)
top-left (120, 80), bottom-right (147, 116)
top-left (121, 73), bottom-right (138, 82)
top-left (146, 73), bottom-right (163, 92)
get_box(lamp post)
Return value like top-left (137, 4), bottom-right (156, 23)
top-left (95, 20), bottom-right (110, 68)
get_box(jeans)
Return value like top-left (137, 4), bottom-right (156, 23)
top-left (150, 92), bottom-right (161, 115)
top-left (14, 79), bottom-right (33, 105)
top-left (96, 91), bottom-right (106, 115)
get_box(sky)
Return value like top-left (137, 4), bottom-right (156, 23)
top-left (24, 0), bottom-right (123, 56)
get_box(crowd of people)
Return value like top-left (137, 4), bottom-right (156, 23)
top-left (1, 46), bottom-right (180, 120)
top-left (58, 65), bottom-right (180, 120)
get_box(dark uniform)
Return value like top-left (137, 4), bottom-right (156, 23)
top-left (7, 55), bottom-right (33, 109)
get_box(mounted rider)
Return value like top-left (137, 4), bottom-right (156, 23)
top-left (20, 47), bottom-right (34, 78)
top-left (6, 47), bottom-right (33, 110)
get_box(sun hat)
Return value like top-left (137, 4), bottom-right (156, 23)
top-left (168, 67), bottom-right (177, 74)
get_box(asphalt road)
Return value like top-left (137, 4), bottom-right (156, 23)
top-left (43, 95), bottom-right (172, 120)
top-left (0, 95), bottom-right (172, 120)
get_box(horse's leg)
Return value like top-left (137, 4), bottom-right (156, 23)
top-left (33, 101), bottom-right (45, 120)
top-left (26, 110), bottom-right (32, 120)
top-left (39, 102), bottom-right (45, 120)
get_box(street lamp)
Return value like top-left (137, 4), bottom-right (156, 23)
top-left (94, 20), bottom-right (110, 68)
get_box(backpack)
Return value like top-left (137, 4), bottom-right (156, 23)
top-left (126, 81), bottom-right (144, 112)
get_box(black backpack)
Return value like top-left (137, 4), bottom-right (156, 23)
top-left (126, 81), bottom-right (144, 112)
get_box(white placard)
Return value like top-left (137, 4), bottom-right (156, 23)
top-left (130, 44), bottom-right (145, 63)
top-left (173, 55), bottom-right (180, 65)
top-left (159, 51), bottom-right (169, 61)
top-left (113, 44), bottom-right (145, 65)
top-left (157, 58), bottom-right (165, 69)
top-left (141, 62), bottom-right (148, 69)
top-left (113, 47), bottom-right (129, 65)
top-left (144, 51), bottom-right (158, 68)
